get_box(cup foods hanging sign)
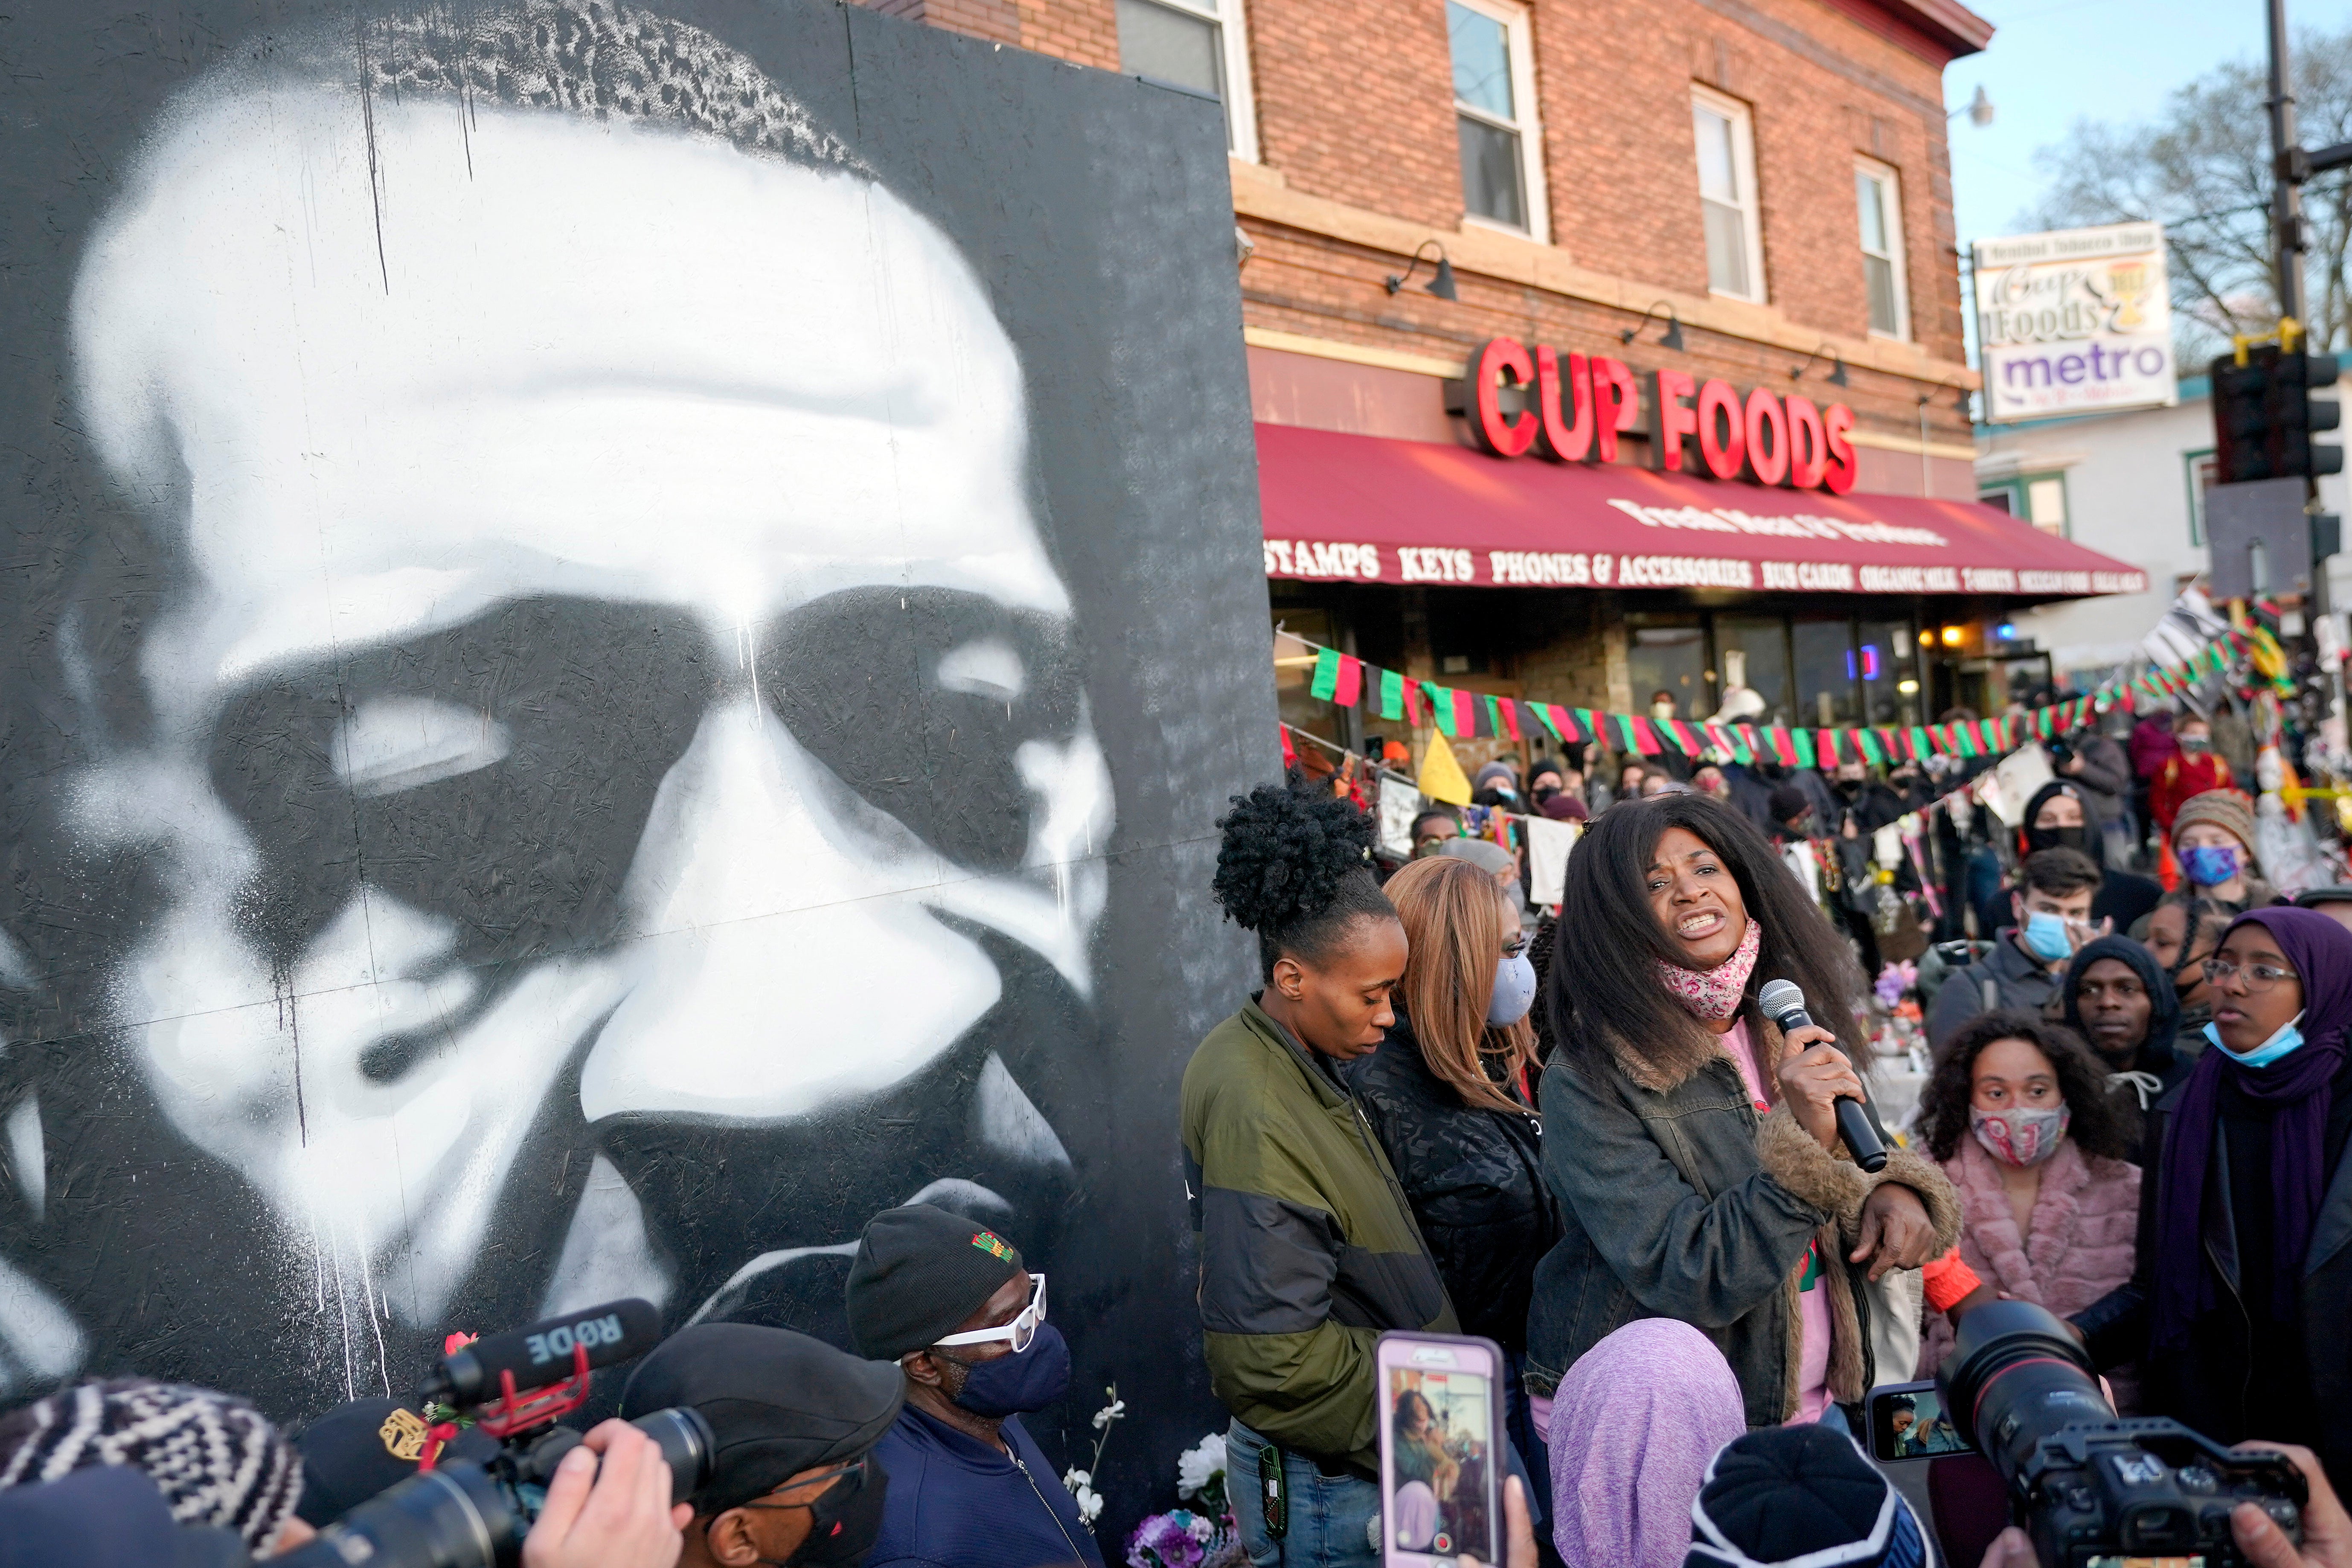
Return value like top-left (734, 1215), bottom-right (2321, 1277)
top-left (1974, 222), bottom-right (2176, 423)
top-left (1448, 338), bottom-right (1863, 493)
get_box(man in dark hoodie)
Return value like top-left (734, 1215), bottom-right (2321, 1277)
top-left (847, 1204), bottom-right (1103, 1568)
top-left (1976, 780), bottom-right (2162, 937)
top-left (2061, 935), bottom-right (2192, 1155)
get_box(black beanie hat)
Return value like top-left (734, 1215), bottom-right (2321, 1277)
top-left (843, 1204), bottom-right (1026, 1360)
top-left (1685, 1426), bottom-right (1928, 1568)
top-left (619, 1324), bottom-right (903, 1514)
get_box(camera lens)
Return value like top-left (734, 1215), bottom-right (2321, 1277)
top-left (631, 1406), bottom-right (716, 1506)
top-left (276, 1459), bottom-right (525, 1568)
top-left (1937, 1300), bottom-right (2113, 1486)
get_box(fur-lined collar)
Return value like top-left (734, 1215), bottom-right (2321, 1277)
top-left (1605, 1002), bottom-right (1782, 1096)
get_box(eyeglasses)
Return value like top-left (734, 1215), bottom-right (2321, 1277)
top-left (2201, 957), bottom-right (2300, 991)
top-left (933, 1273), bottom-right (1047, 1352)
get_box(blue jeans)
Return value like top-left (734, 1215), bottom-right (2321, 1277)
top-left (1226, 1419), bottom-right (1381, 1568)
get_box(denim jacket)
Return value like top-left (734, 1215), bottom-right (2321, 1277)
top-left (1524, 1005), bottom-right (1959, 1428)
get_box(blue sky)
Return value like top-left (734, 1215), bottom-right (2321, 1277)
top-left (1944, 0), bottom-right (2352, 251)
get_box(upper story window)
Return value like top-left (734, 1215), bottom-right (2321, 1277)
top-left (1855, 159), bottom-right (1909, 338)
top-left (1448, 0), bottom-right (1549, 240)
top-left (1692, 86), bottom-right (1765, 303)
top-left (1117, 0), bottom-right (1260, 160)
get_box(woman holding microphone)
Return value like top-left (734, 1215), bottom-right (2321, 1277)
top-left (1525, 793), bottom-right (1958, 1430)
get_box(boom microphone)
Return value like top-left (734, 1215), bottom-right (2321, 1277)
top-left (1756, 979), bottom-right (1888, 1173)
top-left (418, 1297), bottom-right (663, 1408)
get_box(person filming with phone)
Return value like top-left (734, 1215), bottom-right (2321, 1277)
top-left (1526, 794), bottom-right (1958, 1434)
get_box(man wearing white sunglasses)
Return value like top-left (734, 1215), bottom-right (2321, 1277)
top-left (845, 1204), bottom-right (1103, 1568)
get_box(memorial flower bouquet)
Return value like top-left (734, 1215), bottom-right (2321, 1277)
top-left (1126, 1433), bottom-right (1237, 1568)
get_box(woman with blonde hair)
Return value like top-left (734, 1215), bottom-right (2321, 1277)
top-left (1350, 855), bottom-right (1561, 1510)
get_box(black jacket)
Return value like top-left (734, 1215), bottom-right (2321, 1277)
top-left (2075, 1053), bottom-right (2352, 1490)
top-left (1349, 1012), bottom-right (1561, 1352)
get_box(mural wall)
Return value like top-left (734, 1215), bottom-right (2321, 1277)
top-left (0, 0), bottom-right (1273, 1513)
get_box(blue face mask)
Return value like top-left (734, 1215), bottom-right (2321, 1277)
top-left (2022, 911), bottom-right (2073, 962)
top-left (2180, 845), bottom-right (2242, 887)
top-left (1488, 950), bottom-right (1537, 1026)
top-left (946, 1321), bottom-right (1071, 1417)
top-left (2206, 1011), bottom-right (2307, 1069)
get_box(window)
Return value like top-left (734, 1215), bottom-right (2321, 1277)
top-left (1692, 87), bottom-right (1765, 302)
top-left (1117, 0), bottom-right (1259, 160)
top-left (1448, 0), bottom-right (1548, 239)
top-left (2184, 448), bottom-right (2218, 545)
top-left (1855, 160), bottom-right (1908, 338)
top-left (1981, 474), bottom-right (2070, 536)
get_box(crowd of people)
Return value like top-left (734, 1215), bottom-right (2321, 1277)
top-left (1200, 706), bottom-right (2352, 1568)
top-left (13, 701), bottom-right (2352, 1568)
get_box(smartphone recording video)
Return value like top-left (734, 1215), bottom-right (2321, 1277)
top-left (1866, 1379), bottom-right (1971, 1462)
top-left (1375, 1332), bottom-right (1503, 1568)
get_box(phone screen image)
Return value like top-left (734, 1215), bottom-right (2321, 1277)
top-left (1869, 1381), bottom-right (1971, 1462)
top-left (1385, 1364), bottom-right (1496, 1563)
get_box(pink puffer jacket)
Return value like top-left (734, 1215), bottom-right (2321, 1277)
top-left (1918, 1137), bottom-right (2141, 1406)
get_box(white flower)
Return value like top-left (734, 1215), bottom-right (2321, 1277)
top-left (1092, 1398), bottom-right (1128, 1431)
top-left (1176, 1433), bottom-right (1227, 1501)
top-left (1185, 1515), bottom-right (1218, 1542)
top-left (1061, 1469), bottom-right (1105, 1524)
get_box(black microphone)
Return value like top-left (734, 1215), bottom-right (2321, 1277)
top-left (1756, 979), bottom-right (1888, 1173)
top-left (418, 1297), bottom-right (663, 1408)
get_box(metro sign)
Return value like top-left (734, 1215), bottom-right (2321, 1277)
top-left (1448, 336), bottom-right (1861, 495)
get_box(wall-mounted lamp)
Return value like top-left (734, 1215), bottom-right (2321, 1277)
top-left (1789, 345), bottom-right (1848, 386)
top-left (1939, 625), bottom-right (1966, 648)
top-left (1950, 84), bottom-right (1994, 128)
top-left (1619, 300), bottom-right (1686, 352)
top-left (1384, 241), bottom-right (1459, 301)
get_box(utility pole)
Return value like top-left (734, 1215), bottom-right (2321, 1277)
top-left (2272, 0), bottom-right (2307, 326)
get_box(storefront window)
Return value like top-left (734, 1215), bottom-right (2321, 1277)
top-left (1273, 614), bottom-right (1349, 750)
top-left (1713, 616), bottom-right (1791, 725)
top-left (1856, 617), bottom-right (1918, 726)
top-left (1792, 617), bottom-right (1856, 727)
top-left (1628, 620), bottom-right (1709, 719)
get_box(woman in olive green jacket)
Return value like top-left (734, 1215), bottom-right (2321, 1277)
top-left (1183, 783), bottom-right (1455, 1568)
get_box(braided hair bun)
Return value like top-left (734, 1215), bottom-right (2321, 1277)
top-left (1213, 783), bottom-right (1395, 977)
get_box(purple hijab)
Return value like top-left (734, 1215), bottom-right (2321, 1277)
top-left (1546, 1318), bottom-right (1745, 1568)
top-left (2152, 905), bottom-right (2352, 1350)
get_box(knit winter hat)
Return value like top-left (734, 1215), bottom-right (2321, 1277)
top-left (2171, 788), bottom-right (2258, 859)
top-left (0, 1379), bottom-right (303, 1551)
top-left (1684, 1426), bottom-right (1929, 1568)
top-left (844, 1204), bottom-right (1026, 1360)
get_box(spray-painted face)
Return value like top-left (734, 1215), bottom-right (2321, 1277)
top-left (60, 90), bottom-right (1111, 1344)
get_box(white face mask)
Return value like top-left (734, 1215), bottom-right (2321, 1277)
top-left (1650, 701), bottom-right (1675, 721)
top-left (1487, 950), bottom-right (1537, 1026)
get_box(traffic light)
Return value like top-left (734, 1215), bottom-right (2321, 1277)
top-left (2211, 344), bottom-right (2343, 483)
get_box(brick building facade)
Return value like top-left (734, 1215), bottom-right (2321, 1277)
top-left (863, 0), bottom-right (2143, 771)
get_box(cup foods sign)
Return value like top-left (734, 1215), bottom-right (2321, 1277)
top-left (1450, 337), bottom-right (1862, 493)
top-left (1974, 222), bottom-right (2176, 423)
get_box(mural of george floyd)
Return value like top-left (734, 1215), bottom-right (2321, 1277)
top-left (0, 0), bottom-right (1275, 1524)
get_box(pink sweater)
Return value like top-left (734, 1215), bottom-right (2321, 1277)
top-left (1919, 1138), bottom-right (2141, 1402)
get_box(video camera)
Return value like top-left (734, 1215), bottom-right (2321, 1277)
top-left (276, 1298), bottom-right (708, 1568)
top-left (1869, 1301), bottom-right (2306, 1565)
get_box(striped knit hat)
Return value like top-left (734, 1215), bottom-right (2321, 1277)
top-left (0, 1379), bottom-right (303, 1551)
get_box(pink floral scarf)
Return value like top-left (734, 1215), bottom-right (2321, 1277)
top-left (1656, 916), bottom-right (1759, 1020)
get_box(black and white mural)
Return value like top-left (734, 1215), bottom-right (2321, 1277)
top-left (0, 0), bottom-right (1270, 1510)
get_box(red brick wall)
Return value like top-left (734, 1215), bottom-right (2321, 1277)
top-left (863, 0), bottom-right (1976, 447)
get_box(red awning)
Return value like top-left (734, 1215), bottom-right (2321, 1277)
top-left (1254, 423), bottom-right (2147, 599)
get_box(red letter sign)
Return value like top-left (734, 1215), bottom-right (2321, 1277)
top-left (1589, 356), bottom-right (1639, 462)
top-left (1466, 338), bottom-right (1539, 457)
top-left (1821, 402), bottom-right (1859, 495)
top-left (1695, 378), bottom-right (1746, 481)
top-left (1743, 387), bottom-right (1789, 486)
top-left (1785, 394), bottom-right (1828, 490)
top-left (1535, 346), bottom-right (1594, 461)
top-left (1650, 369), bottom-right (1699, 473)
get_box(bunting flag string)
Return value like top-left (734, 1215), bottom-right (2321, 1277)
top-left (1290, 626), bottom-right (2253, 766)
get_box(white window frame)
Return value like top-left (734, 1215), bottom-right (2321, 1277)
top-left (1855, 157), bottom-right (1910, 340)
top-left (1448, 0), bottom-right (1550, 243)
top-left (1120, 0), bottom-right (1261, 163)
top-left (1691, 84), bottom-right (1766, 305)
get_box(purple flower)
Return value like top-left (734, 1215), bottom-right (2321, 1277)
top-left (1128, 1510), bottom-right (1228, 1568)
